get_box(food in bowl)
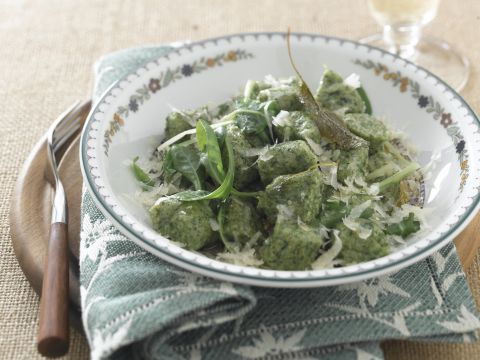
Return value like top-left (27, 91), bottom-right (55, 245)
top-left (131, 64), bottom-right (425, 271)
top-left (81, 32), bottom-right (480, 286)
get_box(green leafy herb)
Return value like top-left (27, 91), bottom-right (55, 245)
top-left (386, 212), bottom-right (420, 238)
top-left (132, 156), bottom-right (155, 187)
top-left (263, 100), bottom-right (279, 140)
top-left (286, 30), bottom-right (367, 150)
top-left (216, 102), bottom-right (233, 117)
top-left (384, 141), bottom-right (410, 167)
top-left (231, 189), bottom-right (261, 198)
top-left (214, 126), bottom-right (227, 147)
top-left (377, 162), bottom-right (420, 192)
top-left (168, 145), bottom-right (203, 190)
top-left (356, 87), bottom-right (372, 115)
top-left (233, 109), bottom-right (268, 135)
top-left (319, 199), bottom-right (373, 228)
top-left (320, 200), bottom-right (350, 228)
top-left (196, 119), bottom-right (225, 184)
top-left (173, 136), bottom-right (235, 201)
top-left (217, 201), bottom-right (237, 251)
top-left (244, 80), bottom-right (260, 100)
top-left (162, 151), bottom-right (176, 182)
top-left (366, 162), bottom-right (400, 181)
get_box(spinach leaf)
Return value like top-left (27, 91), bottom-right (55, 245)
top-left (162, 151), bottom-right (176, 182)
top-left (196, 119), bottom-right (225, 184)
top-left (231, 189), bottom-right (261, 198)
top-left (263, 100), bottom-right (279, 140)
top-left (168, 145), bottom-right (203, 190)
top-left (319, 199), bottom-right (373, 228)
top-left (132, 156), bottom-right (155, 187)
top-left (173, 136), bottom-right (235, 201)
top-left (234, 98), bottom-right (264, 112)
top-left (217, 201), bottom-right (237, 251)
top-left (386, 212), bottom-right (420, 238)
top-left (214, 125), bottom-right (227, 147)
top-left (216, 102), bottom-right (233, 117)
top-left (319, 200), bottom-right (349, 228)
top-left (232, 109), bottom-right (267, 135)
top-left (356, 87), bottom-right (372, 115)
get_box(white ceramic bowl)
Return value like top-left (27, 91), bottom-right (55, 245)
top-left (80, 32), bottom-right (480, 287)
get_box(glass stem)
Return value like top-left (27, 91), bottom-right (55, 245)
top-left (382, 24), bottom-right (422, 60)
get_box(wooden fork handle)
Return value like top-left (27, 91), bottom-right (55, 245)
top-left (37, 222), bottom-right (69, 357)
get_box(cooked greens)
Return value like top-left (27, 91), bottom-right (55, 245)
top-left (132, 156), bottom-right (155, 187)
top-left (165, 145), bottom-right (203, 190)
top-left (132, 67), bottom-right (424, 270)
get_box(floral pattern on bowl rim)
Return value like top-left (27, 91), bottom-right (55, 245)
top-left (354, 59), bottom-right (469, 191)
top-left (103, 49), bottom-right (254, 156)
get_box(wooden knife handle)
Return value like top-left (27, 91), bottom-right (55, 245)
top-left (37, 222), bottom-right (69, 357)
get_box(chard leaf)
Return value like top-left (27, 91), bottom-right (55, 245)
top-left (173, 136), bottom-right (235, 201)
top-left (196, 119), bottom-right (225, 183)
top-left (386, 212), bottom-right (420, 238)
top-left (168, 145), bottom-right (203, 190)
top-left (286, 30), bottom-right (367, 150)
top-left (132, 156), bottom-right (155, 187)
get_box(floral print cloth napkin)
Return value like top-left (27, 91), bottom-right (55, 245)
top-left (80, 46), bottom-right (480, 360)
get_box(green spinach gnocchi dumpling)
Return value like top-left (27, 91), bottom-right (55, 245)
top-left (150, 197), bottom-right (216, 250)
top-left (257, 140), bottom-right (317, 185)
top-left (315, 69), bottom-right (366, 114)
top-left (258, 168), bottom-right (324, 224)
top-left (259, 219), bottom-right (324, 270)
top-left (344, 113), bottom-right (390, 144)
top-left (221, 197), bottom-right (262, 246)
top-left (336, 219), bottom-right (389, 264)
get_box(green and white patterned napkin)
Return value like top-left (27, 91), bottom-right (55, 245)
top-left (80, 46), bottom-right (480, 360)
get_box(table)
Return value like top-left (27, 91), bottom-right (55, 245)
top-left (1, 1), bottom-right (478, 358)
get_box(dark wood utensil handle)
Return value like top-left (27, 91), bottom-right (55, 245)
top-left (37, 222), bottom-right (69, 357)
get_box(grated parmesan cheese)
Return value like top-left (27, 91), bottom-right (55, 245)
top-left (311, 230), bottom-right (343, 269)
top-left (344, 73), bottom-right (361, 89)
top-left (272, 110), bottom-right (291, 127)
top-left (343, 200), bottom-right (373, 239)
top-left (216, 247), bottom-right (263, 267)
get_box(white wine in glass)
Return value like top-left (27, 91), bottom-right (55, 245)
top-left (369, 0), bottom-right (439, 26)
top-left (361, 0), bottom-right (469, 91)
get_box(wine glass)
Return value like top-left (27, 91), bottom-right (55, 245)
top-left (360, 0), bottom-right (469, 91)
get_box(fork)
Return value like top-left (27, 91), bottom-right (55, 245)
top-left (37, 100), bottom-right (91, 358)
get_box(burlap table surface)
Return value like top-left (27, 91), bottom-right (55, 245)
top-left (1, 0), bottom-right (479, 359)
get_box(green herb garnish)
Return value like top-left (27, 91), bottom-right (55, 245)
top-left (217, 201), bottom-right (236, 251)
top-left (386, 212), bottom-right (421, 238)
top-left (173, 136), bottom-right (235, 201)
top-left (167, 145), bottom-right (203, 190)
top-left (356, 87), bottom-right (372, 115)
top-left (377, 162), bottom-right (420, 192)
top-left (196, 119), bottom-right (225, 184)
top-left (320, 200), bottom-right (350, 228)
top-left (132, 156), bottom-right (155, 187)
top-left (232, 109), bottom-right (268, 135)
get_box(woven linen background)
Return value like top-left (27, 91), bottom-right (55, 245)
top-left (0, 1), bottom-right (479, 359)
